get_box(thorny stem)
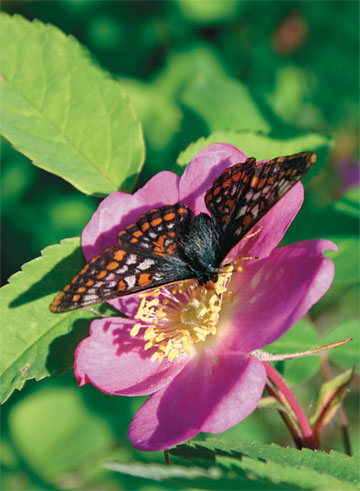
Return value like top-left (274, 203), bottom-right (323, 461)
top-left (320, 353), bottom-right (352, 456)
top-left (264, 362), bottom-right (317, 450)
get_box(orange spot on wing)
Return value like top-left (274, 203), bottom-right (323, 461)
top-left (243, 214), bottom-right (253, 228)
top-left (138, 273), bottom-right (152, 286)
top-left (80, 264), bottom-right (89, 275)
top-left (118, 280), bottom-right (126, 291)
top-left (167, 243), bottom-right (177, 255)
top-left (113, 249), bottom-right (126, 261)
top-left (213, 186), bottom-right (221, 196)
top-left (71, 275), bottom-right (79, 284)
top-left (63, 284), bottom-right (71, 292)
top-left (251, 176), bottom-right (259, 187)
top-left (106, 261), bottom-right (120, 271)
top-left (177, 207), bottom-right (187, 214)
top-left (151, 217), bottom-right (162, 227)
top-left (133, 230), bottom-right (143, 237)
top-left (130, 238), bottom-right (138, 243)
top-left (222, 179), bottom-right (232, 188)
top-left (90, 255), bottom-right (101, 263)
top-left (164, 212), bottom-right (176, 221)
top-left (141, 222), bottom-right (150, 232)
top-left (232, 172), bottom-right (242, 181)
top-left (97, 270), bottom-right (107, 279)
top-left (257, 178), bottom-right (266, 188)
top-left (72, 294), bottom-right (81, 303)
top-left (85, 279), bottom-right (95, 287)
top-left (76, 286), bottom-right (87, 294)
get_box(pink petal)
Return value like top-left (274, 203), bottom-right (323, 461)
top-left (232, 183), bottom-right (304, 261)
top-left (128, 350), bottom-right (266, 451)
top-left (179, 143), bottom-right (248, 214)
top-left (223, 240), bottom-right (337, 352)
top-left (74, 318), bottom-right (187, 396)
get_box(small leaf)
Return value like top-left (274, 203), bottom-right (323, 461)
top-left (324, 320), bottom-right (359, 370)
top-left (175, 130), bottom-right (331, 180)
top-left (0, 238), bottom-right (99, 403)
top-left (310, 368), bottom-right (355, 431)
top-left (0, 13), bottom-right (144, 196)
top-left (181, 78), bottom-right (272, 133)
top-left (257, 396), bottom-right (285, 412)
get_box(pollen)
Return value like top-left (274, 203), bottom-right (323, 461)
top-left (130, 266), bottom-right (234, 362)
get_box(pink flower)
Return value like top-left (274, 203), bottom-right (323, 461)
top-left (75, 143), bottom-right (336, 451)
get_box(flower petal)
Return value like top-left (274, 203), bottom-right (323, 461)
top-left (179, 143), bottom-right (247, 214)
top-left (223, 240), bottom-right (337, 352)
top-left (74, 318), bottom-right (187, 396)
top-left (128, 350), bottom-right (266, 451)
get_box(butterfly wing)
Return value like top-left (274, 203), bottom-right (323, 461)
top-left (50, 204), bottom-right (195, 312)
top-left (204, 152), bottom-right (316, 262)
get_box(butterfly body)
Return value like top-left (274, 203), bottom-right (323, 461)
top-left (50, 151), bottom-right (316, 313)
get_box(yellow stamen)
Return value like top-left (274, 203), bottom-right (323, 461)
top-left (131, 265), bottom-right (235, 362)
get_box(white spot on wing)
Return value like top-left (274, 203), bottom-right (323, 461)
top-left (126, 275), bottom-right (136, 288)
top-left (138, 259), bottom-right (155, 270)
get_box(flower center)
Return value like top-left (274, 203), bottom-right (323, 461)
top-left (130, 266), bottom-right (234, 362)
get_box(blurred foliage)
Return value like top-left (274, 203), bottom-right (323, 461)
top-left (1, 0), bottom-right (359, 489)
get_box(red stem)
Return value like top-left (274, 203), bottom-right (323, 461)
top-left (264, 362), bottom-right (317, 449)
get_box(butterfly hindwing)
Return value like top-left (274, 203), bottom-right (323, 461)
top-left (205, 152), bottom-right (316, 260)
top-left (50, 203), bottom-right (195, 312)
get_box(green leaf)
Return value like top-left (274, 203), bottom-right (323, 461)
top-left (324, 320), bottom-right (359, 370)
top-left (172, 438), bottom-right (359, 487)
top-left (0, 237), bottom-right (100, 403)
top-left (175, 130), bottom-right (331, 179)
top-left (309, 368), bottom-right (355, 430)
top-left (0, 13), bottom-right (144, 196)
top-left (325, 237), bottom-right (360, 286)
top-left (266, 319), bottom-right (321, 384)
top-left (10, 386), bottom-right (114, 482)
top-left (181, 77), bottom-right (272, 133)
top-left (176, 0), bottom-right (239, 23)
top-left (334, 187), bottom-right (359, 219)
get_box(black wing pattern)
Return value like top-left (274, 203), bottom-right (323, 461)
top-left (50, 203), bottom-right (195, 312)
top-left (204, 152), bottom-right (316, 262)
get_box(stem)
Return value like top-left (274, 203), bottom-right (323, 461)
top-left (164, 450), bottom-right (170, 465)
top-left (264, 362), bottom-right (317, 449)
top-left (320, 353), bottom-right (352, 456)
top-left (265, 380), bottom-right (303, 449)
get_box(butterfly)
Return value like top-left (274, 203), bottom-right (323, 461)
top-left (50, 151), bottom-right (316, 313)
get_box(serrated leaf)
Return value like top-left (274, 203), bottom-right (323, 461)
top-left (0, 238), bottom-right (99, 403)
top-left (171, 438), bottom-right (359, 485)
top-left (0, 13), bottom-right (144, 196)
top-left (266, 319), bottom-right (321, 384)
top-left (181, 77), bottom-right (272, 133)
top-left (324, 320), bottom-right (359, 370)
top-left (175, 130), bottom-right (331, 181)
top-left (310, 368), bottom-right (355, 430)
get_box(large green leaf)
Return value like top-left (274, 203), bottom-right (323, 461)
top-left (325, 237), bottom-right (360, 286)
top-left (0, 13), bottom-right (144, 196)
top-left (172, 439), bottom-right (359, 488)
top-left (175, 130), bottom-right (331, 181)
top-left (0, 238), bottom-right (102, 403)
top-left (106, 438), bottom-right (359, 489)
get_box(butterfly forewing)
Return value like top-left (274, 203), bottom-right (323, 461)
top-left (50, 204), bottom-right (195, 312)
top-left (205, 152), bottom-right (316, 260)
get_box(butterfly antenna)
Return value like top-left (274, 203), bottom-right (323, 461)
top-left (219, 256), bottom-right (260, 274)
